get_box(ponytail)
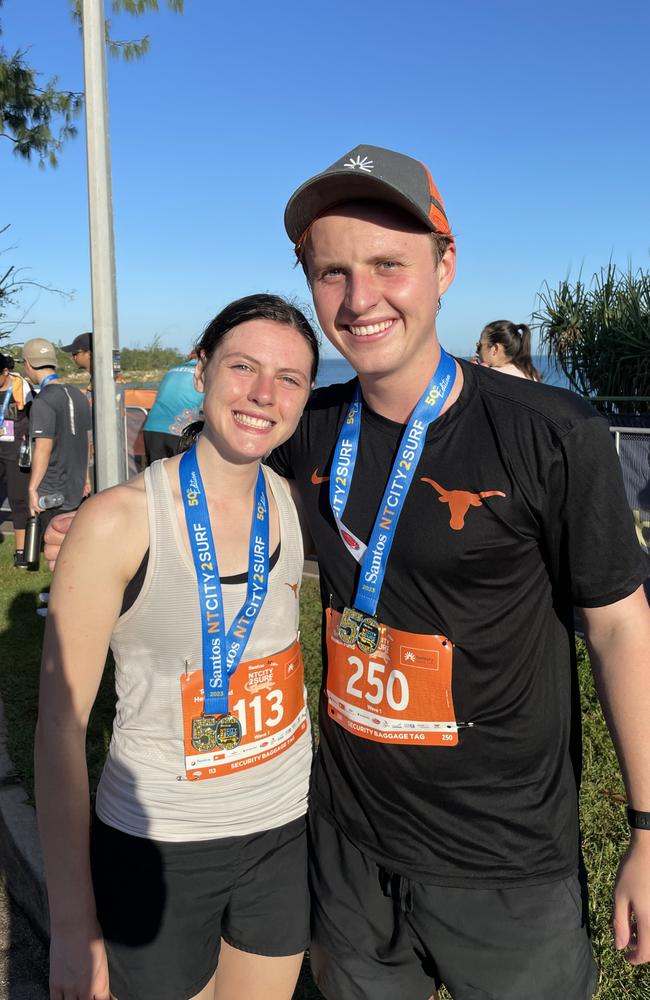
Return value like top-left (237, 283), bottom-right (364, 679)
top-left (179, 419), bottom-right (204, 453)
top-left (480, 320), bottom-right (541, 381)
top-left (511, 324), bottom-right (541, 381)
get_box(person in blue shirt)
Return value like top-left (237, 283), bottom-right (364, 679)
top-left (143, 353), bottom-right (204, 463)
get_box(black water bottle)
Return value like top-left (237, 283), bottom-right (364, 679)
top-left (23, 515), bottom-right (42, 571)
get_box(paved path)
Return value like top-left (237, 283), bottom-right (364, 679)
top-left (0, 876), bottom-right (48, 1000)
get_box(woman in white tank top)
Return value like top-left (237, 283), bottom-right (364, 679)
top-left (35, 295), bottom-right (319, 1000)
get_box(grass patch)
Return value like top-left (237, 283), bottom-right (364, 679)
top-left (0, 544), bottom-right (647, 998)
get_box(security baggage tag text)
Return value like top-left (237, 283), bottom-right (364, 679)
top-left (180, 640), bottom-right (307, 780)
top-left (325, 608), bottom-right (457, 746)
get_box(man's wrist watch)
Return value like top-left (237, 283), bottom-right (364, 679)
top-left (627, 807), bottom-right (650, 830)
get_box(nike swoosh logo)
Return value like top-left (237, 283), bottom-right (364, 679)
top-left (311, 469), bottom-right (330, 485)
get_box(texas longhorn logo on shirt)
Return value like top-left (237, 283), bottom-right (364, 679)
top-left (421, 478), bottom-right (507, 530)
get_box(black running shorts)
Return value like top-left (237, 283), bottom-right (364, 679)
top-left (91, 811), bottom-right (309, 1000)
top-left (308, 807), bottom-right (598, 1000)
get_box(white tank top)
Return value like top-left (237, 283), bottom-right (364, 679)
top-left (95, 459), bottom-right (311, 842)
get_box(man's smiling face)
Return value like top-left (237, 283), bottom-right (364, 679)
top-left (305, 201), bottom-right (456, 382)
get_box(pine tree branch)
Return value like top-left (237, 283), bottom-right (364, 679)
top-left (0, 0), bottom-right (183, 166)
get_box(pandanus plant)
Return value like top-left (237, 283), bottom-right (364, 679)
top-left (533, 263), bottom-right (650, 413)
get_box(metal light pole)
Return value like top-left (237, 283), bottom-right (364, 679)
top-left (81, 0), bottom-right (125, 490)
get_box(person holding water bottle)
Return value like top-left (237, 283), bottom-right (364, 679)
top-left (35, 296), bottom-right (319, 1000)
top-left (22, 338), bottom-right (92, 604)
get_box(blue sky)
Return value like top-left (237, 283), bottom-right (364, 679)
top-left (2, 0), bottom-right (649, 358)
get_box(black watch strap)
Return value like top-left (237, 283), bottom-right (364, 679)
top-left (627, 807), bottom-right (650, 830)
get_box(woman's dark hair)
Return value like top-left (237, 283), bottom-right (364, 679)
top-left (480, 320), bottom-right (541, 381)
top-left (196, 293), bottom-right (319, 382)
top-left (0, 353), bottom-right (15, 372)
top-left (180, 293), bottom-right (320, 452)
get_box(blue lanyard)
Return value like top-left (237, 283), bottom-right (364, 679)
top-left (329, 350), bottom-right (457, 617)
top-left (179, 445), bottom-right (270, 716)
top-left (40, 374), bottom-right (59, 390)
top-left (0, 387), bottom-right (12, 421)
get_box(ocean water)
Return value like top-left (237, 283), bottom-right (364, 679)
top-left (315, 355), bottom-right (569, 390)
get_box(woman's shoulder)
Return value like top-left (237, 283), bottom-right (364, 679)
top-left (65, 476), bottom-right (149, 558)
top-left (263, 464), bottom-right (295, 506)
top-left (495, 362), bottom-right (530, 379)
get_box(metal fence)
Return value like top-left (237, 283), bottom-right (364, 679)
top-left (610, 426), bottom-right (650, 555)
top-left (122, 389), bottom-right (157, 479)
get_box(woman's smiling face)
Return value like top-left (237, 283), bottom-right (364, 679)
top-left (196, 319), bottom-right (313, 464)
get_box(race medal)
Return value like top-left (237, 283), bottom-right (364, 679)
top-left (191, 716), bottom-right (218, 752)
top-left (215, 714), bottom-right (242, 750)
top-left (326, 608), bottom-right (458, 747)
top-left (328, 353), bottom-right (457, 660)
top-left (337, 606), bottom-right (364, 646)
top-left (180, 640), bottom-right (308, 780)
top-left (337, 606), bottom-right (381, 653)
top-left (357, 615), bottom-right (381, 654)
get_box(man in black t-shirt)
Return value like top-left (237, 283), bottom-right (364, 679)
top-left (23, 338), bottom-right (92, 530)
top-left (270, 145), bottom-right (650, 999)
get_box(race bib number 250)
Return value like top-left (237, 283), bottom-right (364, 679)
top-left (325, 608), bottom-right (458, 746)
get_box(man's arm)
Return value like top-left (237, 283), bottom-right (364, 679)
top-left (28, 437), bottom-right (54, 515)
top-left (580, 585), bottom-right (650, 965)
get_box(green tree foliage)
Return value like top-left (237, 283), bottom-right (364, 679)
top-left (121, 334), bottom-right (184, 371)
top-left (0, 0), bottom-right (183, 167)
top-left (533, 263), bottom-right (650, 412)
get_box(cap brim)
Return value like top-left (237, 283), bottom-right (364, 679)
top-left (61, 343), bottom-right (75, 353)
top-left (284, 172), bottom-right (437, 244)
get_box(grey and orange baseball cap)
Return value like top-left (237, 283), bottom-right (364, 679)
top-left (284, 144), bottom-right (452, 248)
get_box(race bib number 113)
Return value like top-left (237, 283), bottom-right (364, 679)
top-left (325, 608), bottom-right (458, 746)
top-left (181, 640), bottom-right (307, 780)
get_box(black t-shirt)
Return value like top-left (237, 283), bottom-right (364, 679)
top-left (269, 359), bottom-right (648, 887)
top-left (30, 382), bottom-right (92, 509)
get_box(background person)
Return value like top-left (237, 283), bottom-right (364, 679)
top-left (35, 295), bottom-right (319, 1000)
top-left (143, 351), bottom-right (205, 463)
top-left (0, 351), bottom-right (32, 566)
top-left (62, 330), bottom-right (125, 401)
top-left (62, 330), bottom-right (93, 386)
top-left (474, 319), bottom-right (541, 379)
top-left (23, 337), bottom-right (92, 611)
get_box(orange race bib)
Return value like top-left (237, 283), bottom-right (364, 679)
top-left (326, 608), bottom-right (458, 746)
top-left (181, 640), bottom-right (307, 780)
